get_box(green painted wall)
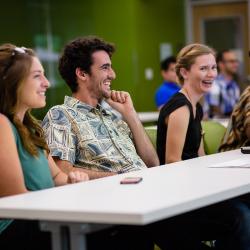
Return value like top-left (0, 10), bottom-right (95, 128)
top-left (0, 0), bottom-right (185, 119)
top-left (0, 1), bottom-right (33, 46)
top-left (92, 0), bottom-right (138, 94)
top-left (134, 0), bottom-right (185, 111)
top-left (92, 0), bottom-right (185, 111)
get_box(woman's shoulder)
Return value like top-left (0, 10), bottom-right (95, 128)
top-left (166, 92), bottom-right (189, 106)
top-left (0, 114), bottom-right (18, 134)
top-left (0, 114), bottom-right (16, 139)
top-left (0, 113), bottom-right (11, 127)
top-left (0, 113), bottom-right (8, 121)
top-left (160, 92), bottom-right (190, 115)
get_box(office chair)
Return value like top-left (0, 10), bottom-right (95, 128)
top-left (201, 120), bottom-right (226, 155)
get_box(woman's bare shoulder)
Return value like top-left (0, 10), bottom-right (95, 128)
top-left (0, 114), bottom-right (12, 130)
top-left (0, 113), bottom-right (9, 123)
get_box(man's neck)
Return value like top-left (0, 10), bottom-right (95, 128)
top-left (220, 71), bottom-right (233, 82)
top-left (72, 92), bottom-right (99, 107)
top-left (164, 79), bottom-right (175, 83)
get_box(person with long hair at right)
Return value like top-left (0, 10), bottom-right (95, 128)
top-left (219, 86), bottom-right (250, 152)
top-left (155, 43), bottom-right (250, 250)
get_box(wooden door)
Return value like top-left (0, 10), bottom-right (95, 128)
top-left (192, 2), bottom-right (249, 77)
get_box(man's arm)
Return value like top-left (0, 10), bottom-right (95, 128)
top-left (123, 110), bottom-right (159, 167)
top-left (48, 155), bottom-right (89, 185)
top-left (106, 90), bottom-right (159, 167)
top-left (53, 157), bottom-right (116, 180)
top-left (42, 108), bottom-right (116, 180)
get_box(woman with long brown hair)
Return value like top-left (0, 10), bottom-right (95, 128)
top-left (0, 43), bottom-right (89, 250)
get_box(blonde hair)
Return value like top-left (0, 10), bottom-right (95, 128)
top-left (175, 43), bottom-right (216, 84)
top-left (219, 86), bottom-right (250, 152)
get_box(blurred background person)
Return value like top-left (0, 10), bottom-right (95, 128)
top-left (205, 49), bottom-right (240, 118)
top-left (154, 56), bottom-right (180, 110)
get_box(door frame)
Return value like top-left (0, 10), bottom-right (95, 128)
top-left (185, 0), bottom-right (250, 78)
top-left (185, 0), bottom-right (249, 43)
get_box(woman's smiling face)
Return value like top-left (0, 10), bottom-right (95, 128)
top-left (184, 53), bottom-right (217, 94)
top-left (16, 56), bottom-right (50, 114)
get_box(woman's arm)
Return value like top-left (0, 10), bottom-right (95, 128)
top-left (165, 106), bottom-right (190, 163)
top-left (48, 155), bottom-right (89, 186)
top-left (198, 135), bottom-right (206, 156)
top-left (0, 114), bottom-right (28, 197)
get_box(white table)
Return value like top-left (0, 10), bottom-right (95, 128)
top-left (138, 112), bottom-right (159, 123)
top-left (212, 118), bottom-right (229, 128)
top-left (0, 150), bottom-right (250, 250)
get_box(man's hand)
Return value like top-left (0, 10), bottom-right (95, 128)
top-left (67, 171), bottom-right (89, 184)
top-left (106, 90), bottom-right (159, 167)
top-left (106, 90), bottom-right (136, 117)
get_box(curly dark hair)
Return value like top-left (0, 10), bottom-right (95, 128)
top-left (219, 86), bottom-right (250, 152)
top-left (160, 56), bottom-right (176, 71)
top-left (58, 36), bottom-right (115, 93)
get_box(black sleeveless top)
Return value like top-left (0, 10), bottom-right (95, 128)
top-left (157, 92), bottom-right (203, 165)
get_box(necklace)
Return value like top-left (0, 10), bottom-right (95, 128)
top-left (182, 88), bottom-right (196, 117)
top-left (182, 88), bottom-right (192, 104)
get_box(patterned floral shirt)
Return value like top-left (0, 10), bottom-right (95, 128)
top-left (42, 96), bottom-right (147, 173)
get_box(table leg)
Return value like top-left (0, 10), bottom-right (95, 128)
top-left (40, 221), bottom-right (111, 250)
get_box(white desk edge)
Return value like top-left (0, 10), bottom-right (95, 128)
top-left (0, 150), bottom-right (249, 226)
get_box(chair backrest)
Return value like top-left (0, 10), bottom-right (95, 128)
top-left (144, 122), bottom-right (226, 154)
top-left (201, 120), bottom-right (226, 155)
top-left (144, 126), bottom-right (157, 149)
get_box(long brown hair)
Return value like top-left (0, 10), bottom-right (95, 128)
top-left (219, 86), bottom-right (250, 152)
top-left (0, 43), bottom-right (49, 156)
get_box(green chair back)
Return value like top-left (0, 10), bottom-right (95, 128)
top-left (201, 120), bottom-right (226, 155)
top-left (144, 121), bottom-right (226, 154)
top-left (144, 126), bottom-right (157, 149)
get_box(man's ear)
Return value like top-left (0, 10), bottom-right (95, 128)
top-left (75, 68), bottom-right (87, 80)
top-left (161, 69), bottom-right (167, 79)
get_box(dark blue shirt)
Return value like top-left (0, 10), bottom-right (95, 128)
top-left (155, 81), bottom-right (181, 108)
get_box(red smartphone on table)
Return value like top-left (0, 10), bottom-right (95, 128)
top-left (120, 177), bottom-right (143, 184)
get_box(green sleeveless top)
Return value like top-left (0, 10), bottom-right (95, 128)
top-left (0, 122), bottom-right (54, 234)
